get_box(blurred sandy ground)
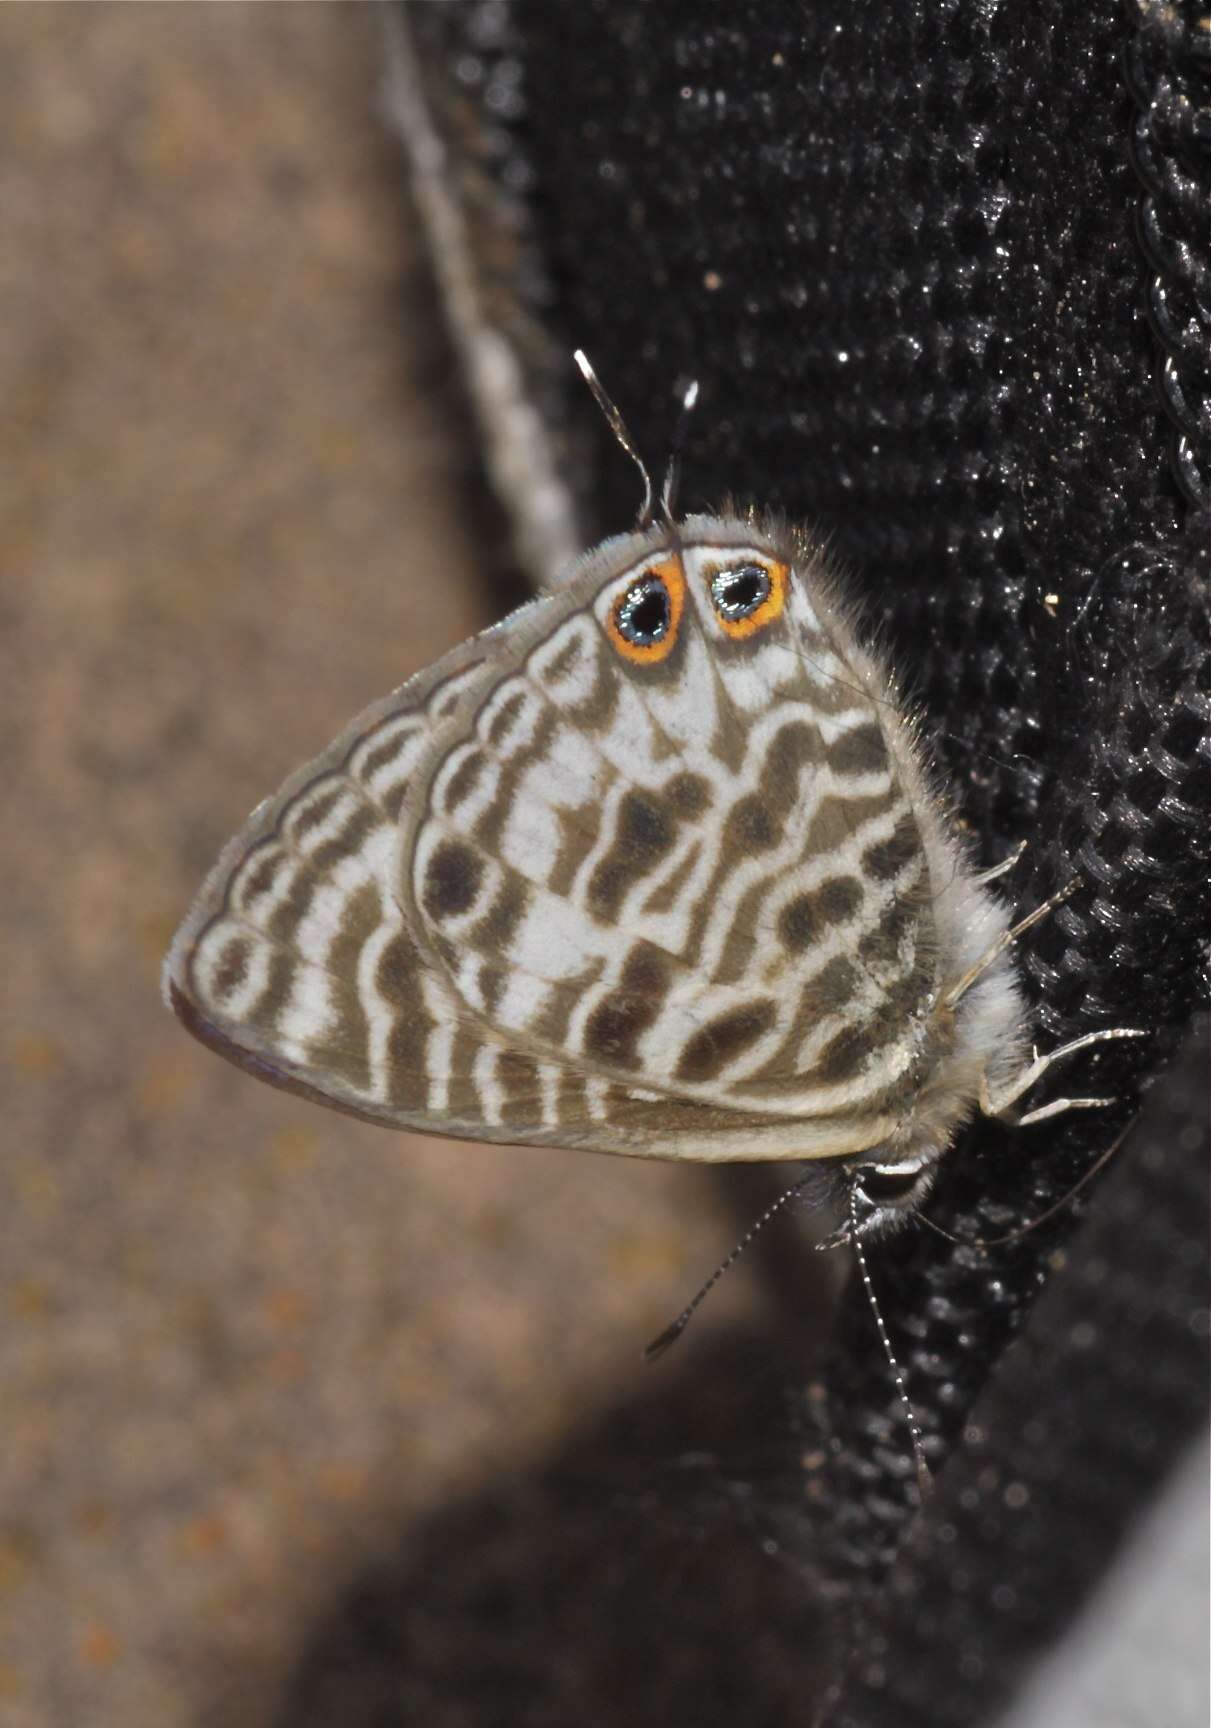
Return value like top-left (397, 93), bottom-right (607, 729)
top-left (0, 9), bottom-right (777, 1724)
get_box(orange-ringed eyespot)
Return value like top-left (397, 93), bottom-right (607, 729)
top-left (711, 563), bottom-right (771, 621)
top-left (606, 562), bottom-right (685, 663)
top-left (616, 576), bottom-right (671, 645)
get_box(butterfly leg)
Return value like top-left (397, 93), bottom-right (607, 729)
top-left (969, 838), bottom-right (1028, 888)
top-left (980, 1027), bottom-right (1148, 1123)
top-left (942, 882), bottom-right (1074, 1011)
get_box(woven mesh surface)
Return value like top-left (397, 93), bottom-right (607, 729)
top-left (398, 0), bottom-right (1209, 1713)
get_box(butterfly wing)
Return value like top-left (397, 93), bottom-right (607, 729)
top-left (167, 520), bottom-right (940, 1161)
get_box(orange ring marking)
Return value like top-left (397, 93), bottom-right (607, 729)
top-left (605, 557), bottom-right (686, 664)
top-left (709, 558), bottom-right (789, 640)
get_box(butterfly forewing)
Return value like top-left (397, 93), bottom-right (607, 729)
top-left (167, 518), bottom-right (939, 1161)
top-left (167, 643), bottom-right (501, 1106)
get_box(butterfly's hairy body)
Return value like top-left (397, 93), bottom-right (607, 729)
top-left (166, 514), bottom-right (1027, 1179)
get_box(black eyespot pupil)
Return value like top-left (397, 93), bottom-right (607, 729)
top-left (857, 1167), bottom-right (921, 1205)
top-left (712, 563), bottom-right (771, 620)
top-left (617, 578), bottom-right (671, 646)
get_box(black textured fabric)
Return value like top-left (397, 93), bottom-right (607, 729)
top-left (395, 0), bottom-right (1210, 1716)
top-left (1127, 3), bottom-right (1211, 509)
top-left (823, 1029), bottom-right (1209, 1728)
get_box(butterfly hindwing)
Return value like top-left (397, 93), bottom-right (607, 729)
top-left (403, 523), bottom-right (939, 1132)
top-left (167, 518), bottom-right (940, 1161)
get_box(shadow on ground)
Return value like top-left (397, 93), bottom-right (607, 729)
top-left (273, 1328), bottom-right (834, 1728)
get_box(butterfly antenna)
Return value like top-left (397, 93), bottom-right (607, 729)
top-left (848, 1185), bottom-right (932, 1497)
top-left (574, 348), bottom-right (654, 527)
top-left (644, 1170), bottom-right (818, 1360)
top-left (659, 376), bottom-right (700, 524)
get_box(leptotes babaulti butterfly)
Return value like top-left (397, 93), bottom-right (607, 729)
top-left (164, 357), bottom-right (1143, 1477)
top-left (164, 356), bottom-right (1140, 1238)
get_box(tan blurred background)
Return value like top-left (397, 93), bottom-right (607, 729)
top-left (0, 10), bottom-right (798, 1725)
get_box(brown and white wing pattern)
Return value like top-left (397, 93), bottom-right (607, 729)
top-left (404, 521), bottom-right (941, 1146)
top-left (166, 641), bottom-right (500, 1113)
top-left (166, 518), bottom-right (942, 1161)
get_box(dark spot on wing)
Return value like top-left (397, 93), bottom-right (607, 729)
top-left (213, 937), bottom-right (250, 1002)
top-left (422, 840), bottom-right (483, 919)
top-left (812, 1024), bottom-right (869, 1084)
top-left (675, 1000), bottom-right (777, 1082)
top-left (808, 956), bottom-right (860, 1013)
top-left (257, 949), bottom-right (295, 1026)
top-left (829, 722), bottom-right (888, 777)
top-left (720, 723), bottom-right (823, 860)
top-left (443, 749), bottom-right (486, 811)
top-left (727, 795), bottom-right (779, 850)
top-left (767, 721), bottom-right (821, 786)
top-left (376, 930), bottom-right (436, 1109)
top-left (310, 881), bottom-right (380, 1090)
top-left (805, 789), bottom-right (899, 859)
top-left (858, 890), bottom-right (918, 966)
top-left (778, 877), bottom-right (863, 951)
top-left (360, 726), bottom-right (418, 780)
top-left (496, 1049), bottom-right (544, 1125)
top-left (487, 690), bottom-right (527, 747)
top-left (666, 772), bottom-right (712, 818)
top-left (587, 789), bottom-right (680, 921)
top-left (581, 943), bottom-right (672, 1069)
top-left (310, 806), bottom-right (378, 875)
top-left (620, 791), bottom-right (674, 852)
top-left (863, 815), bottom-right (920, 883)
top-left (862, 956), bottom-right (933, 1046)
top-left (470, 875), bottom-right (528, 952)
top-left (818, 877), bottom-right (863, 922)
top-left (242, 847), bottom-right (285, 904)
top-left (288, 785), bottom-right (343, 839)
top-left (267, 866), bottom-right (318, 944)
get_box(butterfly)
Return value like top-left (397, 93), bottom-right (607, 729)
top-left (164, 355), bottom-right (1141, 1254)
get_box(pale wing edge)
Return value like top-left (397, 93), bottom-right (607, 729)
top-left (167, 980), bottom-right (894, 1164)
